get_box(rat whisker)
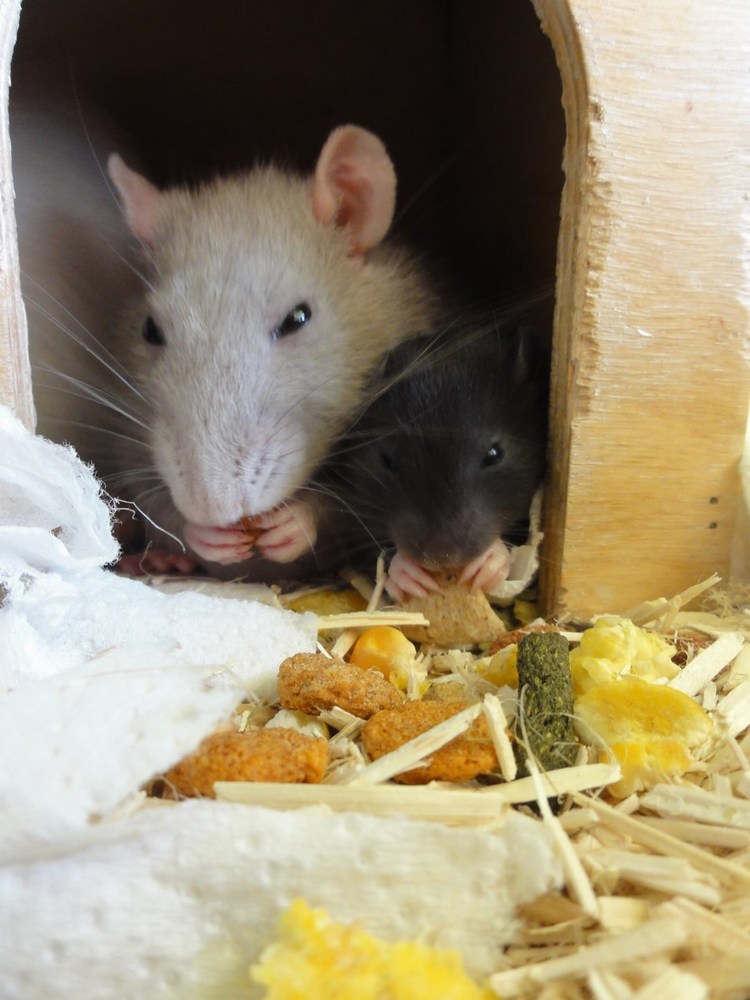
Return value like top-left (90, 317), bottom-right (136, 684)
top-left (32, 364), bottom-right (151, 432)
top-left (23, 291), bottom-right (149, 406)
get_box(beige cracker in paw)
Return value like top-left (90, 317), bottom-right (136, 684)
top-left (399, 574), bottom-right (506, 647)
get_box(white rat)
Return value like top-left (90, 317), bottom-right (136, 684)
top-left (15, 106), bottom-right (440, 577)
top-left (105, 125), bottom-right (441, 576)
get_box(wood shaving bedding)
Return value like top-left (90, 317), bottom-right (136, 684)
top-left (154, 576), bottom-right (750, 997)
top-left (485, 580), bottom-right (750, 997)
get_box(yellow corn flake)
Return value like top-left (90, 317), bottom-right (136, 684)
top-left (250, 898), bottom-right (494, 1000)
top-left (574, 676), bottom-right (713, 798)
top-left (480, 645), bottom-right (519, 688)
top-left (285, 588), bottom-right (369, 616)
top-left (569, 616), bottom-right (679, 696)
top-left (348, 626), bottom-right (419, 692)
top-left (601, 740), bottom-right (694, 799)
top-left (513, 599), bottom-right (539, 626)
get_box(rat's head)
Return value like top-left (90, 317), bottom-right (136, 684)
top-left (109, 126), bottom-right (402, 526)
top-left (345, 324), bottom-right (549, 568)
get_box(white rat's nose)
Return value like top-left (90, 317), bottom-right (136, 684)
top-left (155, 422), bottom-right (309, 527)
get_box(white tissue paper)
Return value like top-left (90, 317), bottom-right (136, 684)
top-left (0, 407), bottom-right (562, 997)
top-left (487, 488), bottom-right (544, 603)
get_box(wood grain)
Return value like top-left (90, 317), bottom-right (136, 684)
top-left (536, 0), bottom-right (750, 616)
top-left (0, 0), bottom-right (32, 430)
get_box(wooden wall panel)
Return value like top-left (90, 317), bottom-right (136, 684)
top-left (0, 0), bottom-right (31, 430)
top-left (536, 0), bottom-right (750, 616)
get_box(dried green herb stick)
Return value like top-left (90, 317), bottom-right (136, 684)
top-left (514, 631), bottom-right (577, 776)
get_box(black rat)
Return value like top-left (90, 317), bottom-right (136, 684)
top-left (331, 320), bottom-right (549, 599)
top-left (13, 100), bottom-right (443, 578)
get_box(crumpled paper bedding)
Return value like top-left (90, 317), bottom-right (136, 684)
top-left (0, 801), bottom-right (559, 998)
top-left (486, 488), bottom-right (544, 604)
top-left (0, 406), bottom-right (562, 997)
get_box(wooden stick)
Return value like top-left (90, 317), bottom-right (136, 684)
top-left (572, 793), bottom-right (750, 887)
top-left (214, 780), bottom-right (509, 827)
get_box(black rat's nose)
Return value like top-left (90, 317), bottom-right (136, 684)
top-left (394, 513), bottom-right (489, 572)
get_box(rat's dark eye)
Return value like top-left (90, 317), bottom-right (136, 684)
top-left (272, 302), bottom-right (312, 340)
top-left (482, 442), bottom-right (504, 467)
top-left (143, 315), bottom-right (166, 346)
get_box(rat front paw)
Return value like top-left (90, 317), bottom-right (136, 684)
top-left (459, 537), bottom-right (512, 592)
top-left (115, 548), bottom-right (198, 576)
top-left (254, 501), bottom-right (317, 563)
top-left (385, 550), bottom-right (441, 601)
top-left (183, 521), bottom-right (255, 566)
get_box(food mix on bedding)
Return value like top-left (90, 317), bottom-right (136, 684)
top-left (149, 572), bottom-right (750, 998)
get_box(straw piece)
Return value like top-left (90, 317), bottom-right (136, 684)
top-left (639, 782), bottom-right (750, 830)
top-left (572, 792), bottom-right (750, 886)
top-left (623, 575), bottom-right (722, 628)
top-left (330, 627), bottom-right (360, 659)
top-left (517, 890), bottom-right (585, 926)
top-left (520, 715), bottom-right (599, 919)
top-left (214, 780), bottom-right (509, 826)
top-left (584, 849), bottom-right (722, 907)
top-left (659, 896), bottom-right (750, 954)
top-left (479, 764), bottom-right (621, 804)
top-left (714, 679), bottom-right (750, 738)
top-left (678, 956), bottom-right (750, 993)
top-left (637, 815), bottom-right (750, 849)
top-left (483, 693), bottom-right (517, 781)
top-left (489, 917), bottom-right (687, 996)
top-left (587, 968), bottom-right (634, 1000)
top-left (596, 896), bottom-right (650, 932)
top-left (316, 610), bottom-right (429, 631)
top-left (630, 967), bottom-right (708, 1000)
top-left (667, 633), bottom-right (744, 696)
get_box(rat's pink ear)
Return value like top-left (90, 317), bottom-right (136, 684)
top-left (108, 154), bottom-right (163, 245)
top-left (311, 125), bottom-right (397, 255)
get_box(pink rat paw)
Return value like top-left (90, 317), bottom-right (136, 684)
top-left (184, 501), bottom-right (317, 567)
top-left (385, 550), bottom-right (441, 601)
top-left (183, 521), bottom-right (255, 566)
top-left (115, 548), bottom-right (198, 576)
top-left (254, 500), bottom-right (317, 563)
top-left (459, 537), bottom-right (512, 593)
